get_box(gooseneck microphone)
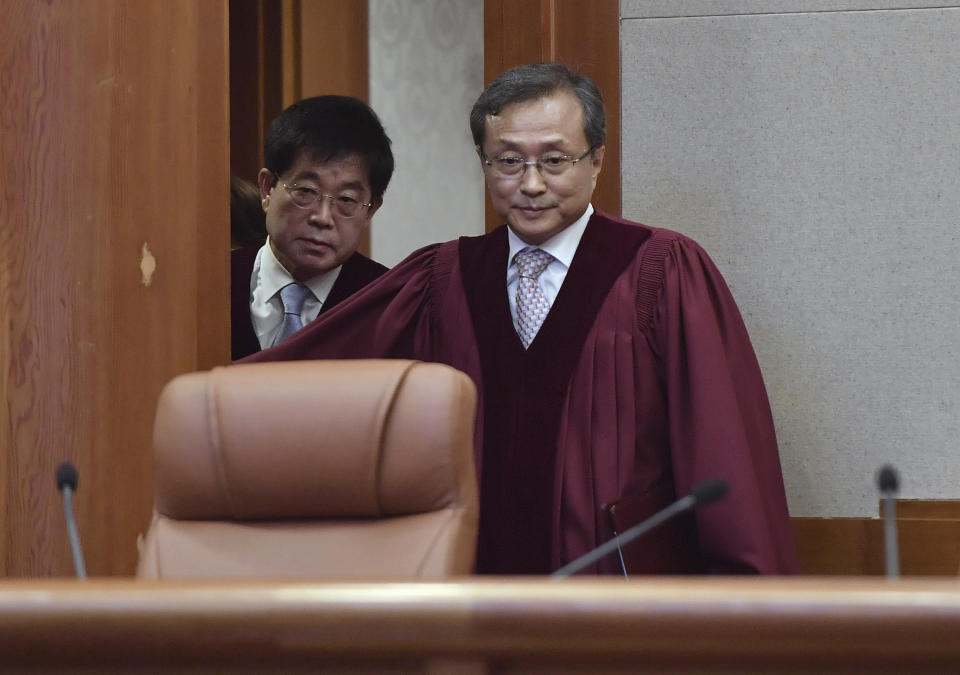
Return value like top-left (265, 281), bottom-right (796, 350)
top-left (877, 464), bottom-right (900, 578)
top-left (56, 461), bottom-right (87, 579)
top-left (552, 478), bottom-right (728, 578)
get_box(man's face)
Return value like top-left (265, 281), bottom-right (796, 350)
top-left (258, 151), bottom-right (380, 282)
top-left (479, 90), bottom-right (604, 246)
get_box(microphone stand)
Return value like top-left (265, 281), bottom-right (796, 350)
top-left (552, 479), bottom-right (728, 579)
top-left (57, 462), bottom-right (87, 579)
top-left (877, 465), bottom-right (900, 579)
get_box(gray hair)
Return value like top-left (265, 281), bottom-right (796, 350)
top-left (470, 62), bottom-right (606, 151)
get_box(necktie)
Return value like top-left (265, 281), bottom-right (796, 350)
top-left (514, 247), bottom-right (554, 349)
top-left (275, 283), bottom-right (312, 345)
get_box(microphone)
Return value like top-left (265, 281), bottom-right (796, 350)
top-left (876, 464), bottom-right (900, 578)
top-left (55, 461), bottom-right (87, 579)
top-left (551, 478), bottom-right (728, 578)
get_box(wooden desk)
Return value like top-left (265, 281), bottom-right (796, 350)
top-left (1, 577), bottom-right (959, 673)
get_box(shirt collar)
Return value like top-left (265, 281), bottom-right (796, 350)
top-left (259, 237), bottom-right (341, 302)
top-left (507, 203), bottom-right (594, 269)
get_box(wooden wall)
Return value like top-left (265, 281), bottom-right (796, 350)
top-left (482, 0), bottom-right (621, 231)
top-left (296, 0), bottom-right (368, 103)
top-left (229, 0), bottom-right (283, 183)
top-left (2, 0), bottom-right (370, 577)
top-left (0, 0), bottom-right (230, 576)
top-left (794, 501), bottom-right (960, 576)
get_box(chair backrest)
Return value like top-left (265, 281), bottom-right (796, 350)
top-left (137, 360), bottom-right (478, 579)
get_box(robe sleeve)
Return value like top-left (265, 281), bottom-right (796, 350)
top-left (239, 244), bottom-right (440, 364)
top-left (649, 235), bottom-right (799, 574)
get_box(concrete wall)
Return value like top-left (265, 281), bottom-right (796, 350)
top-left (621, 1), bottom-right (960, 516)
top-left (369, 0), bottom-right (486, 266)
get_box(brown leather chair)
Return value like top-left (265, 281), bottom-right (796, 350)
top-left (137, 360), bottom-right (478, 579)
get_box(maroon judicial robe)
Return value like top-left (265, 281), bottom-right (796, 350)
top-left (241, 210), bottom-right (800, 575)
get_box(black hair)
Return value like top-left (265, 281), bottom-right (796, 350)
top-left (263, 95), bottom-right (394, 200)
top-left (470, 62), bottom-right (605, 151)
top-left (230, 175), bottom-right (267, 249)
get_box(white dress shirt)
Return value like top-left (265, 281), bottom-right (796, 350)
top-left (506, 203), bottom-right (593, 331)
top-left (249, 238), bottom-right (342, 349)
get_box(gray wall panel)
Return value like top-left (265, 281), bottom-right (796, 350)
top-left (369, 0), bottom-right (485, 266)
top-left (622, 1), bottom-right (959, 18)
top-left (621, 7), bottom-right (960, 516)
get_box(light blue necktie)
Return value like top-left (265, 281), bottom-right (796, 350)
top-left (275, 283), bottom-right (312, 345)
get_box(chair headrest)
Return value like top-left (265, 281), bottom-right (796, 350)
top-left (152, 360), bottom-right (477, 521)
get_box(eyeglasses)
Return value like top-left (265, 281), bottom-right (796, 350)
top-left (276, 181), bottom-right (372, 219)
top-left (481, 147), bottom-right (595, 180)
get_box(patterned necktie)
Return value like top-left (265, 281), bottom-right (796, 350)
top-left (275, 283), bottom-right (312, 345)
top-left (514, 247), bottom-right (554, 349)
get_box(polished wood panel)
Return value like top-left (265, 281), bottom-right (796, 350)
top-left (483, 0), bottom-right (621, 232)
top-left (483, 0), bottom-right (546, 78)
top-left (552, 0), bottom-right (621, 219)
top-left (793, 509), bottom-right (960, 576)
top-left (3, 578), bottom-right (960, 672)
top-left (296, 0), bottom-right (368, 102)
top-left (229, 0), bottom-right (284, 181)
top-left (0, 0), bottom-right (229, 576)
top-left (888, 499), bottom-right (960, 519)
top-left (793, 517), bottom-right (882, 576)
top-left (281, 0), bottom-right (302, 106)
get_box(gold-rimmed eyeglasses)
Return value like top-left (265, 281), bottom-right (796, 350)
top-left (276, 180), bottom-right (372, 219)
top-left (481, 147), bottom-right (595, 180)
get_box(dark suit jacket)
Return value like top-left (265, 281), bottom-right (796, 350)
top-left (231, 245), bottom-right (389, 360)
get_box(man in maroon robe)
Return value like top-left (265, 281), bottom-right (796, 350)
top-left (241, 63), bottom-right (799, 576)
